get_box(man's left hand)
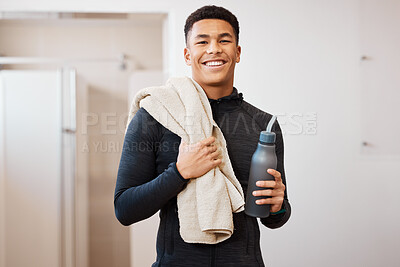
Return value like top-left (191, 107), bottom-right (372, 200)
top-left (252, 169), bottom-right (285, 213)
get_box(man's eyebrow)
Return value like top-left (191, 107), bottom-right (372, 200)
top-left (194, 32), bottom-right (234, 39)
top-left (194, 34), bottom-right (210, 39)
top-left (219, 32), bottom-right (233, 38)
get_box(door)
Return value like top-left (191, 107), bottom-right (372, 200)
top-left (0, 69), bottom-right (76, 267)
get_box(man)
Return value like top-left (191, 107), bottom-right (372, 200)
top-left (114, 5), bottom-right (291, 267)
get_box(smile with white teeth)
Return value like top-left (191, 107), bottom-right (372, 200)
top-left (204, 61), bottom-right (225, 67)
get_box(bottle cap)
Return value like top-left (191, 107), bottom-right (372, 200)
top-left (259, 115), bottom-right (277, 144)
top-left (259, 131), bottom-right (276, 144)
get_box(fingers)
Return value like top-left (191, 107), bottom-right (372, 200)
top-left (211, 158), bottom-right (222, 167)
top-left (200, 136), bottom-right (216, 147)
top-left (206, 144), bottom-right (218, 153)
top-left (253, 172), bottom-right (285, 206)
top-left (181, 136), bottom-right (215, 148)
top-left (255, 197), bottom-right (284, 205)
top-left (201, 138), bottom-right (219, 156)
top-left (267, 169), bottom-right (282, 182)
top-left (256, 180), bottom-right (277, 188)
top-left (252, 189), bottom-right (275, 197)
top-left (185, 136), bottom-right (218, 151)
top-left (208, 149), bottom-right (221, 160)
top-left (254, 170), bottom-right (282, 188)
top-left (255, 180), bottom-right (285, 193)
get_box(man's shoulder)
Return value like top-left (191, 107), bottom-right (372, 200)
top-left (128, 107), bottom-right (157, 126)
top-left (126, 107), bottom-right (166, 138)
top-left (240, 100), bottom-right (274, 130)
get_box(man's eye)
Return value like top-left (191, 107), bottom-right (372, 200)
top-left (197, 41), bottom-right (207, 44)
top-left (221, 40), bottom-right (231, 43)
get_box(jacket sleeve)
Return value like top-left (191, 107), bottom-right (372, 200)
top-left (114, 108), bottom-right (187, 226)
top-left (260, 120), bottom-right (291, 229)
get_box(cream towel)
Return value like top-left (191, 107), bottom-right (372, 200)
top-left (127, 76), bottom-right (245, 244)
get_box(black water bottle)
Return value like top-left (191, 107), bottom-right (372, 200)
top-left (245, 115), bottom-right (277, 218)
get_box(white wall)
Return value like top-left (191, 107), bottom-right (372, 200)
top-left (2, 1), bottom-right (400, 266)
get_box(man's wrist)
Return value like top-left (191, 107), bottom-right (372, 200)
top-left (176, 161), bottom-right (190, 179)
top-left (270, 201), bottom-right (287, 215)
top-left (270, 209), bottom-right (286, 215)
top-left (171, 162), bottom-right (188, 182)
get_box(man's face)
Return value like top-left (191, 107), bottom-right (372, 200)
top-left (184, 19), bottom-right (241, 89)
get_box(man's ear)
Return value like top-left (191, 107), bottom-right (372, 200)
top-left (184, 47), bottom-right (191, 66)
top-left (236, 45), bottom-right (241, 63)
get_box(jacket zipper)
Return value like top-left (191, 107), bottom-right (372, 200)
top-left (211, 100), bottom-right (221, 123)
top-left (210, 100), bottom-right (222, 267)
top-left (211, 245), bottom-right (216, 267)
top-left (215, 99), bottom-right (221, 120)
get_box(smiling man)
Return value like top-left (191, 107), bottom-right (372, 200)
top-left (183, 18), bottom-right (241, 99)
top-left (115, 5), bottom-right (291, 267)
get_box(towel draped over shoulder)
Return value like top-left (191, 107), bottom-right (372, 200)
top-left (127, 76), bottom-right (245, 244)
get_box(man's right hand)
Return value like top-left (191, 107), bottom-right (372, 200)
top-left (176, 136), bottom-right (222, 180)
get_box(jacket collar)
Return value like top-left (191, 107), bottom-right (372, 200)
top-left (208, 87), bottom-right (243, 104)
top-left (189, 77), bottom-right (243, 104)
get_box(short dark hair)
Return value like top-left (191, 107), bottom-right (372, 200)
top-left (184, 5), bottom-right (240, 45)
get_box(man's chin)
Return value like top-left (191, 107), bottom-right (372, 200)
top-left (195, 75), bottom-right (228, 87)
top-left (202, 80), bottom-right (226, 87)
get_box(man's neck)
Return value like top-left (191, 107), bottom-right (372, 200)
top-left (192, 79), bottom-right (234, 100)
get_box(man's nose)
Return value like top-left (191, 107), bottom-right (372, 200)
top-left (206, 40), bottom-right (222, 54)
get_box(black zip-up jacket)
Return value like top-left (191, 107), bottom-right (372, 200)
top-left (114, 88), bottom-right (291, 267)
